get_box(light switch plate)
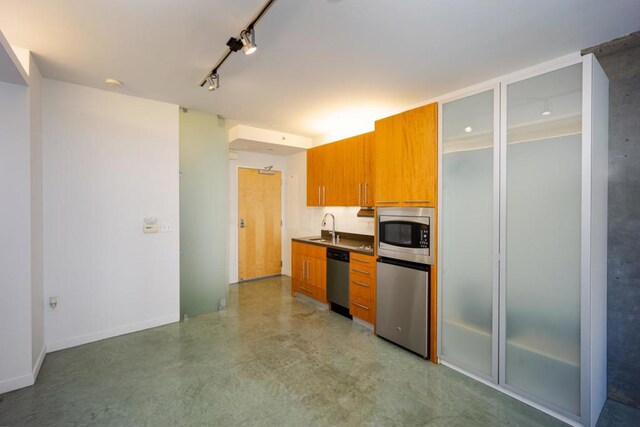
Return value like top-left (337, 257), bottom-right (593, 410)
top-left (144, 224), bottom-right (160, 233)
top-left (161, 223), bottom-right (172, 232)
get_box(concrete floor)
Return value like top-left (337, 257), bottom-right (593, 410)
top-left (1, 276), bottom-right (638, 426)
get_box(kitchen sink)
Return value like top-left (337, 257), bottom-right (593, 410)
top-left (308, 237), bottom-right (331, 242)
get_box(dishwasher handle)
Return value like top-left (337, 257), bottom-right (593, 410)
top-left (377, 256), bottom-right (429, 272)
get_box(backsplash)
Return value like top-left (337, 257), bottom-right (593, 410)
top-left (313, 207), bottom-right (374, 236)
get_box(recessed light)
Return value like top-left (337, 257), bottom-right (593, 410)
top-left (105, 78), bottom-right (123, 87)
top-left (464, 126), bottom-right (472, 133)
top-left (541, 100), bottom-right (552, 116)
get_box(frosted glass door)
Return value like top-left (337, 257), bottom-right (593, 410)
top-left (441, 90), bottom-right (495, 379)
top-left (503, 63), bottom-right (582, 416)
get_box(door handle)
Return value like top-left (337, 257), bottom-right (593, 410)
top-left (365, 183), bottom-right (368, 205)
top-left (240, 218), bottom-right (247, 228)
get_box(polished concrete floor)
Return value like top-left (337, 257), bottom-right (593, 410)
top-left (1, 276), bottom-right (638, 426)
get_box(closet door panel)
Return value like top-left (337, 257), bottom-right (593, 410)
top-left (503, 63), bottom-right (582, 416)
top-left (441, 89), bottom-right (496, 379)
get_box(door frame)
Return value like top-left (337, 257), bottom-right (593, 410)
top-left (230, 164), bottom-right (285, 284)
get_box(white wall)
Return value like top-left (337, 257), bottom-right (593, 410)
top-left (42, 80), bottom-right (180, 351)
top-left (0, 80), bottom-right (32, 393)
top-left (228, 151), bottom-right (286, 283)
top-left (282, 151), bottom-right (374, 276)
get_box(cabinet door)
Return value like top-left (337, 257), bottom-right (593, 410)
top-left (401, 103), bottom-right (438, 206)
top-left (374, 113), bottom-right (404, 206)
top-left (322, 137), bottom-right (364, 207)
top-left (306, 147), bottom-right (322, 206)
top-left (347, 135), bottom-right (366, 206)
top-left (291, 243), bottom-right (305, 295)
top-left (307, 256), bottom-right (327, 302)
top-left (363, 132), bottom-right (375, 207)
top-left (323, 140), bottom-right (346, 206)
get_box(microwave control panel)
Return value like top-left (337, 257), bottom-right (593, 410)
top-left (419, 228), bottom-right (430, 248)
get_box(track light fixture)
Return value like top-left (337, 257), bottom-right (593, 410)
top-left (240, 28), bottom-right (257, 55)
top-left (199, 0), bottom-right (277, 91)
top-left (207, 73), bottom-right (220, 91)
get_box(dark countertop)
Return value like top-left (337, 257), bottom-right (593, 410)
top-left (292, 231), bottom-right (375, 256)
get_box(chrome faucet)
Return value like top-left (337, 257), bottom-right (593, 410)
top-left (321, 213), bottom-right (337, 244)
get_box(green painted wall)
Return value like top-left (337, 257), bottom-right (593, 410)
top-left (179, 110), bottom-right (228, 317)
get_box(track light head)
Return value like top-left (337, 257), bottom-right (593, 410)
top-left (207, 73), bottom-right (220, 91)
top-left (240, 28), bottom-right (257, 55)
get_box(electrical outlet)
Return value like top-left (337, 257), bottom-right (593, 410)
top-left (161, 222), bottom-right (172, 232)
top-left (49, 296), bottom-right (59, 311)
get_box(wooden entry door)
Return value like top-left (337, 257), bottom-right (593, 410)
top-left (238, 168), bottom-right (282, 281)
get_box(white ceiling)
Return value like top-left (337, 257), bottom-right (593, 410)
top-left (1, 0), bottom-right (639, 138)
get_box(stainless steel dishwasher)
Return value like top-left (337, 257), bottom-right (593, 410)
top-left (376, 257), bottom-right (429, 357)
top-left (326, 247), bottom-right (352, 319)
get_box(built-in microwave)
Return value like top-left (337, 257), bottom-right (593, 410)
top-left (377, 207), bottom-right (434, 265)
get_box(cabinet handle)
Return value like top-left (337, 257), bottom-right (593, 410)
top-left (351, 258), bottom-right (369, 264)
top-left (353, 280), bottom-right (370, 288)
top-left (377, 200), bottom-right (399, 204)
top-left (318, 187), bottom-right (321, 206)
top-left (358, 183), bottom-right (362, 206)
top-left (403, 200), bottom-right (431, 204)
top-left (301, 286), bottom-right (313, 293)
top-left (365, 183), bottom-right (369, 205)
top-left (351, 268), bottom-right (370, 276)
top-left (352, 302), bottom-right (369, 310)
top-left (323, 186), bottom-right (326, 205)
top-left (305, 260), bottom-right (309, 280)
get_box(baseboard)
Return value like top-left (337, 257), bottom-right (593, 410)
top-left (32, 345), bottom-right (46, 382)
top-left (353, 317), bottom-right (374, 331)
top-left (46, 313), bottom-right (179, 353)
top-left (0, 372), bottom-right (33, 395)
top-left (0, 344), bottom-right (48, 395)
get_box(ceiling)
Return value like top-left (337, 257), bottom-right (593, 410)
top-left (1, 0), bottom-right (639, 138)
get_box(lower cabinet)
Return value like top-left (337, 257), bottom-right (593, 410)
top-left (291, 242), bottom-right (327, 303)
top-left (349, 253), bottom-right (376, 324)
top-left (291, 241), bottom-right (377, 325)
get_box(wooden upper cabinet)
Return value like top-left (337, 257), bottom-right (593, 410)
top-left (306, 144), bottom-right (327, 206)
top-left (306, 132), bottom-right (375, 207)
top-left (363, 131), bottom-right (375, 207)
top-left (374, 112), bottom-right (404, 205)
top-left (374, 103), bottom-right (438, 207)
